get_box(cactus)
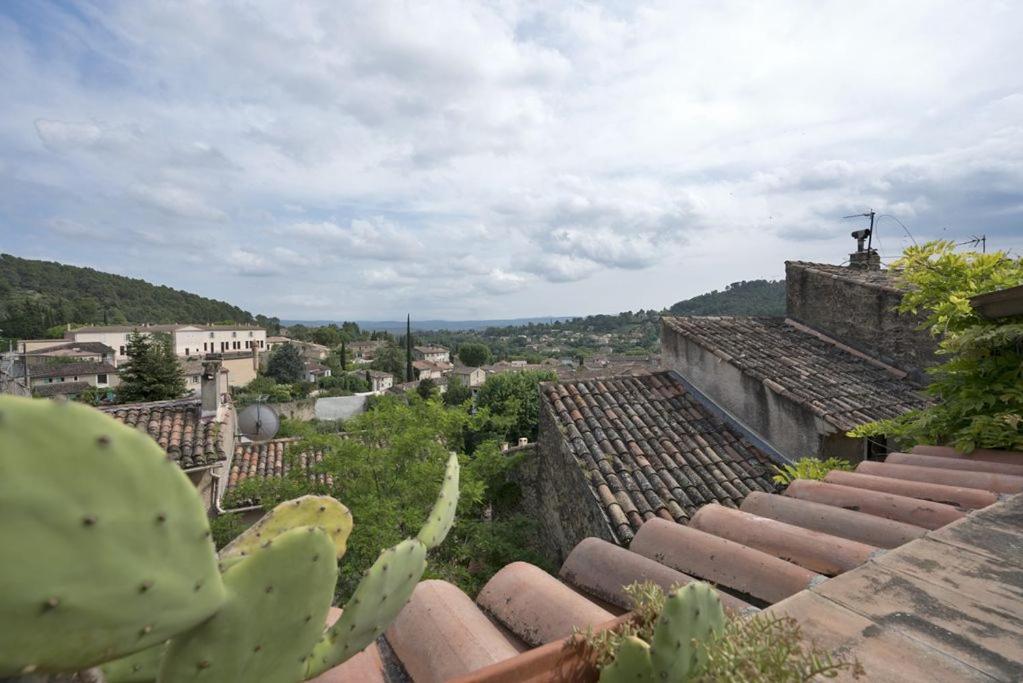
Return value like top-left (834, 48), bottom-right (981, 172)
top-left (598, 636), bottom-right (654, 683)
top-left (160, 526), bottom-right (337, 683)
top-left (101, 644), bottom-right (165, 683)
top-left (649, 582), bottom-right (725, 680)
top-left (417, 452), bottom-right (460, 549)
top-left (0, 396), bottom-right (226, 676)
top-left (218, 495), bottom-right (352, 571)
top-left (304, 538), bottom-right (427, 678)
top-left (599, 582), bottom-right (725, 683)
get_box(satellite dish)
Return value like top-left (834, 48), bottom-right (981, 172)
top-left (238, 402), bottom-right (280, 442)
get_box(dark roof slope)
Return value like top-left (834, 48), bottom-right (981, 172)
top-left (25, 341), bottom-right (114, 355)
top-left (28, 361), bottom-right (118, 379)
top-left (662, 316), bottom-right (930, 431)
top-left (100, 398), bottom-right (224, 468)
top-left (223, 438), bottom-right (333, 508)
top-left (541, 371), bottom-right (778, 542)
top-left (33, 381), bottom-right (92, 397)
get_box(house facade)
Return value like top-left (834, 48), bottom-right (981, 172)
top-left (451, 365), bottom-right (486, 388)
top-left (413, 345), bottom-right (450, 363)
top-left (67, 324), bottom-right (266, 362)
top-left (365, 370), bottom-right (394, 392)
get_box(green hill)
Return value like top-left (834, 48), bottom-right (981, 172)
top-left (0, 253), bottom-right (256, 340)
top-left (669, 279), bottom-right (785, 316)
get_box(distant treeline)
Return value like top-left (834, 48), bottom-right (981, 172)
top-left (0, 254), bottom-right (260, 340)
top-left (668, 279), bottom-right (785, 316)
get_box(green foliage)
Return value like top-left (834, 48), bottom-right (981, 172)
top-left (457, 342), bottom-right (492, 367)
top-left (475, 369), bottom-right (557, 442)
top-left (669, 279), bottom-right (786, 316)
top-left (849, 241), bottom-right (1023, 451)
top-left (0, 254), bottom-right (256, 340)
top-left (369, 343), bottom-right (406, 380)
top-left (584, 582), bottom-right (863, 682)
top-left (0, 396), bottom-right (226, 675)
top-left (318, 372), bottom-right (369, 394)
top-left (265, 343), bottom-right (305, 384)
top-left (117, 332), bottom-right (187, 403)
top-left (416, 377), bottom-right (437, 399)
top-left (209, 514), bottom-right (248, 550)
top-left (771, 457), bottom-right (853, 485)
top-left (444, 376), bottom-right (473, 406)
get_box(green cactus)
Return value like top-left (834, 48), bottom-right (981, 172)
top-left (599, 582), bottom-right (726, 683)
top-left (160, 526), bottom-right (337, 683)
top-left (0, 396), bottom-right (226, 676)
top-left (417, 452), bottom-right (460, 549)
top-left (218, 495), bottom-right (352, 571)
top-left (598, 636), bottom-right (653, 683)
top-left (304, 537), bottom-right (427, 679)
top-left (649, 582), bottom-right (725, 680)
top-left (101, 643), bottom-right (165, 683)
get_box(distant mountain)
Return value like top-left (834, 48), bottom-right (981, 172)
top-left (281, 317), bottom-right (573, 334)
top-left (668, 279), bottom-right (785, 316)
top-left (0, 254), bottom-right (256, 340)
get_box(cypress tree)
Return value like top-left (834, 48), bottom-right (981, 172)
top-left (405, 314), bottom-right (413, 383)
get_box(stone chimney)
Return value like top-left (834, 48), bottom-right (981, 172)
top-left (201, 354), bottom-right (224, 418)
top-left (848, 249), bottom-right (881, 270)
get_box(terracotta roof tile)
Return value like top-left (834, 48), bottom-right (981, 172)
top-left (662, 316), bottom-right (931, 430)
top-left (223, 438), bottom-right (333, 508)
top-left (542, 371), bottom-right (778, 541)
top-left (100, 398), bottom-right (224, 468)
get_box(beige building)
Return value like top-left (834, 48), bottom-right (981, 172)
top-left (27, 360), bottom-right (120, 398)
top-left (365, 370), bottom-right (394, 392)
top-left (67, 324), bottom-right (267, 362)
top-left (413, 345), bottom-right (450, 363)
top-left (450, 365), bottom-right (486, 388)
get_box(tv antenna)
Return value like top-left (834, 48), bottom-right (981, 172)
top-left (843, 210), bottom-right (876, 253)
top-left (957, 234), bottom-right (987, 253)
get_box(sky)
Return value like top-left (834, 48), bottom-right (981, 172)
top-left (1, 1), bottom-right (1022, 321)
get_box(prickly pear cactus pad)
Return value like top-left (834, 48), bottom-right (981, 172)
top-left (160, 526), bottom-right (337, 683)
top-left (416, 452), bottom-right (460, 550)
top-left (599, 636), bottom-right (654, 683)
top-left (649, 582), bottom-right (725, 680)
top-left (304, 538), bottom-right (428, 679)
top-left (0, 397), bottom-right (226, 676)
top-left (101, 643), bottom-right (165, 683)
top-left (218, 495), bottom-right (352, 571)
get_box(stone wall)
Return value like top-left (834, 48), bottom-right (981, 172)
top-left (785, 262), bottom-right (936, 382)
top-left (512, 399), bottom-right (618, 565)
top-left (660, 320), bottom-right (858, 461)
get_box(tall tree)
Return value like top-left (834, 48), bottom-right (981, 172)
top-left (265, 343), bottom-right (305, 384)
top-left (405, 314), bottom-right (413, 383)
top-left (457, 342), bottom-right (492, 367)
top-left (117, 332), bottom-right (187, 403)
top-left (340, 339), bottom-right (347, 371)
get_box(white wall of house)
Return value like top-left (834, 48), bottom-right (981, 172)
top-left (68, 326), bottom-right (266, 362)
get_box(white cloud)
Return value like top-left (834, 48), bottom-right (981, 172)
top-left (2, 1), bottom-right (1023, 318)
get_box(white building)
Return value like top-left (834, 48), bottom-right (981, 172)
top-left (450, 365), bottom-right (486, 388)
top-left (365, 370), bottom-right (394, 393)
top-left (67, 324), bottom-right (267, 362)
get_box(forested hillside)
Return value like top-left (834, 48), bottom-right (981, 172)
top-left (0, 254), bottom-right (255, 339)
top-left (668, 279), bottom-right (785, 316)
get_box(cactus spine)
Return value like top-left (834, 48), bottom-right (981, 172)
top-left (599, 582), bottom-right (726, 683)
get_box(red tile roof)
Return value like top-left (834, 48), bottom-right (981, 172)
top-left (100, 398), bottom-right (224, 469)
top-left (222, 438), bottom-right (333, 508)
top-left (662, 316), bottom-right (931, 430)
top-left (541, 371), bottom-right (778, 542)
top-left (332, 444), bottom-right (1023, 683)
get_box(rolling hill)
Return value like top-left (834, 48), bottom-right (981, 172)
top-left (668, 279), bottom-right (785, 316)
top-left (0, 254), bottom-right (256, 340)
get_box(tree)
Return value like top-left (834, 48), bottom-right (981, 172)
top-left (339, 339), bottom-right (347, 371)
top-left (457, 342), bottom-right (492, 367)
top-left (311, 325), bottom-right (342, 348)
top-left (416, 377), bottom-right (436, 399)
top-left (370, 344), bottom-right (405, 379)
top-left (265, 343), bottom-right (305, 384)
top-left (850, 241), bottom-right (1023, 451)
top-left (117, 332), bottom-right (187, 402)
top-left (475, 370), bottom-right (557, 442)
top-left (443, 377), bottom-right (472, 406)
top-left (405, 314), bottom-right (414, 383)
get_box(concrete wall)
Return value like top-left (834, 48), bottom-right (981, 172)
top-left (513, 399), bottom-right (618, 565)
top-left (266, 398), bottom-right (317, 421)
top-left (660, 320), bottom-right (848, 460)
top-left (221, 355), bottom-right (258, 388)
top-left (785, 262), bottom-right (936, 381)
top-left (314, 395), bottom-right (368, 421)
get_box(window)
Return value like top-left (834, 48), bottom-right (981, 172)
top-left (245, 341), bottom-right (250, 349)
top-left (73, 376), bottom-right (78, 381)
top-left (209, 332), bottom-right (215, 338)
top-left (232, 331), bottom-right (237, 338)
top-left (119, 346), bottom-right (126, 355)
top-left (185, 348), bottom-right (190, 356)
top-left (97, 374), bottom-right (107, 384)
top-left (259, 340), bottom-right (264, 348)
top-left (249, 331), bottom-right (253, 337)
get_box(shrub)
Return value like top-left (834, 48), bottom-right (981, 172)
top-left (772, 457), bottom-right (853, 485)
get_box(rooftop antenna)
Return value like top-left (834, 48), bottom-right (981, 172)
top-left (843, 210), bottom-right (876, 251)
top-left (842, 210), bottom-right (880, 270)
top-left (957, 235), bottom-right (987, 253)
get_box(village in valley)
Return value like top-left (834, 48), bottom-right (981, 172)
top-left (2, 3), bottom-right (1023, 682)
